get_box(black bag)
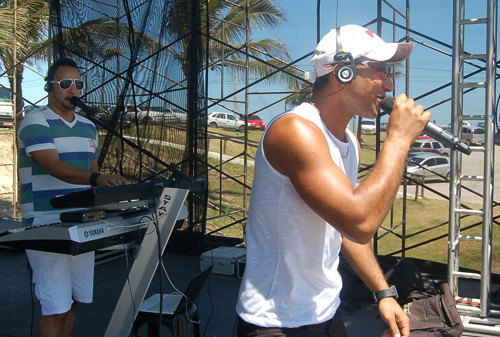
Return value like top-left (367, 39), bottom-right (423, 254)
top-left (384, 258), bottom-right (425, 300)
top-left (402, 281), bottom-right (464, 337)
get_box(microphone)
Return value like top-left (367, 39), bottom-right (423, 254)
top-left (71, 96), bottom-right (105, 124)
top-left (71, 96), bottom-right (110, 129)
top-left (71, 96), bottom-right (90, 112)
top-left (380, 96), bottom-right (471, 155)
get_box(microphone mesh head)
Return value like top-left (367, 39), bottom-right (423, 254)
top-left (380, 96), bottom-right (395, 116)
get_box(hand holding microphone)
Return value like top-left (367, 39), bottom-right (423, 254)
top-left (380, 95), bottom-right (471, 155)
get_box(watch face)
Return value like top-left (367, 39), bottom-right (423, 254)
top-left (388, 286), bottom-right (398, 297)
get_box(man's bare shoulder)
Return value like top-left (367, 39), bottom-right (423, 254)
top-left (263, 112), bottom-right (333, 173)
top-left (266, 112), bottom-right (322, 143)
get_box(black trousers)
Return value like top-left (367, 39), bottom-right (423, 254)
top-left (237, 310), bottom-right (348, 337)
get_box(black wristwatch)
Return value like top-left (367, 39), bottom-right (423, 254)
top-left (90, 172), bottom-right (101, 186)
top-left (373, 285), bottom-right (398, 303)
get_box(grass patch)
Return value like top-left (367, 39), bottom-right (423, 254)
top-left (377, 197), bottom-right (500, 272)
top-left (205, 129), bottom-right (258, 239)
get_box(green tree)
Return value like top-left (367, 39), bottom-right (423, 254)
top-left (167, 0), bottom-right (302, 91)
top-left (285, 81), bottom-right (313, 110)
top-left (0, 0), bottom-right (49, 116)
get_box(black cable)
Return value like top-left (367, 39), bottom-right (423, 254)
top-left (151, 172), bottom-right (164, 337)
top-left (201, 233), bottom-right (215, 337)
top-left (309, 85), bottom-right (347, 103)
top-left (316, 0), bottom-right (321, 43)
top-left (201, 2), bottom-right (214, 335)
top-left (121, 239), bottom-right (138, 337)
top-left (131, 209), bottom-right (156, 337)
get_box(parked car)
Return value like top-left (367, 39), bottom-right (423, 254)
top-left (240, 114), bottom-right (265, 130)
top-left (360, 119), bottom-right (376, 134)
top-left (443, 121), bottom-right (472, 132)
top-left (86, 104), bottom-right (135, 127)
top-left (410, 139), bottom-right (450, 157)
top-left (208, 112), bottom-right (245, 132)
top-left (407, 153), bottom-right (450, 181)
top-left (170, 108), bottom-right (188, 123)
top-left (417, 133), bottom-right (432, 140)
top-left (408, 148), bottom-right (443, 157)
top-left (462, 126), bottom-right (484, 145)
top-left (137, 106), bottom-right (183, 124)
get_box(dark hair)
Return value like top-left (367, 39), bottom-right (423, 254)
top-left (45, 58), bottom-right (79, 83)
top-left (312, 73), bottom-right (330, 94)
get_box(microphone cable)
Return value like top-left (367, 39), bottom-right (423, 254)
top-left (308, 85), bottom-right (346, 103)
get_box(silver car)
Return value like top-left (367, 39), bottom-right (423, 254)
top-left (207, 112), bottom-right (245, 132)
top-left (407, 153), bottom-right (450, 181)
top-left (360, 119), bottom-right (376, 134)
top-left (462, 126), bottom-right (485, 145)
top-left (410, 139), bottom-right (450, 157)
top-left (137, 106), bottom-right (181, 124)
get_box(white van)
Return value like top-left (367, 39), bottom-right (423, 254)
top-left (360, 119), bottom-right (376, 134)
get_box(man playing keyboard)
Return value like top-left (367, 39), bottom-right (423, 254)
top-left (17, 57), bottom-right (127, 337)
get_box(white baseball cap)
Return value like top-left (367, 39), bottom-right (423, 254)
top-left (309, 24), bottom-right (414, 78)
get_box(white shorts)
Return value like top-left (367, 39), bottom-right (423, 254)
top-left (26, 250), bottom-right (95, 316)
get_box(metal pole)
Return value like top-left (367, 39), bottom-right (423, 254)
top-left (12, 0), bottom-right (18, 218)
top-left (479, 0), bottom-right (497, 318)
top-left (447, 0), bottom-right (463, 293)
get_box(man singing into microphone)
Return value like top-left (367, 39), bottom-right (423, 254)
top-left (17, 57), bottom-right (127, 337)
top-left (236, 24), bottom-right (431, 337)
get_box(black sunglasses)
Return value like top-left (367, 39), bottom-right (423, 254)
top-left (356, 61), bottom-right (392, 79)
top-left (50, 79), bottom-right (84, 91)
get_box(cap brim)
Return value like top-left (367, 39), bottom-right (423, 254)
top-left (363, 43), bottom-right (414, 64)
top-left (371, 43), bottom-right (414, 64)
top-left (385, 43), bottom-right (414, 63)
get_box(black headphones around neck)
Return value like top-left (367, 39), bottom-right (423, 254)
top-left (334, 28), bottom-right (356, 84)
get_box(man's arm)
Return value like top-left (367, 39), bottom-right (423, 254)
top-left (264, 94), bottom-right (430, 243)
top-left (31, 149), bottom-right (127, 186)
top-left (341, 238), bottom-right (409, 337)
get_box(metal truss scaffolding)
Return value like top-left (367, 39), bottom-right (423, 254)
top-left (1, 0), bottom-right (209, 252)
top-left (448, 0), bottom-right (500, 334)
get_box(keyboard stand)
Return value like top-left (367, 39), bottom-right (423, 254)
top-left (104, 186), bottom-right (189, 337)
top-left (95, 242), bottom-right (140, 266)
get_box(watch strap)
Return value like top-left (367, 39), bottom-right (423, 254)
top-left (90, 172), bottom-right (101, 186)
top-left (373, 285), bottom-right (398, 303)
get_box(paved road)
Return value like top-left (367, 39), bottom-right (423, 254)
top-left (400, 144), bottom-right (500, 205)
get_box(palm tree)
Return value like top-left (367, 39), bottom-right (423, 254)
top-left (285, 81), bottom-right (313, 110)
top-left (167, 0), bottom-right (302, 89)
top-left (1, 0), bottom-right (162, 115)
top-left (0, 0), bottom-right (48, 116)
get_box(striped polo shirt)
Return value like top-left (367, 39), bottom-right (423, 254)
top-left (18, 106), bottom-right (99, 226)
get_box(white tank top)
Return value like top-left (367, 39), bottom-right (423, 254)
top-left (236, 102), bottom-right (360, 328)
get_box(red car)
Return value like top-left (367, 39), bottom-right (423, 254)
top-left (418, 134), bottom-right (432, 140)
top-left (240, 114), bottom-right (265, 130)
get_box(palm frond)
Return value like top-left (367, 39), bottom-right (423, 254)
top-left (211, 0), bottom-right (286, 45)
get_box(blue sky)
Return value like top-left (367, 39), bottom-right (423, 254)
top-left (1, 0), bottom-right (498, 127)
